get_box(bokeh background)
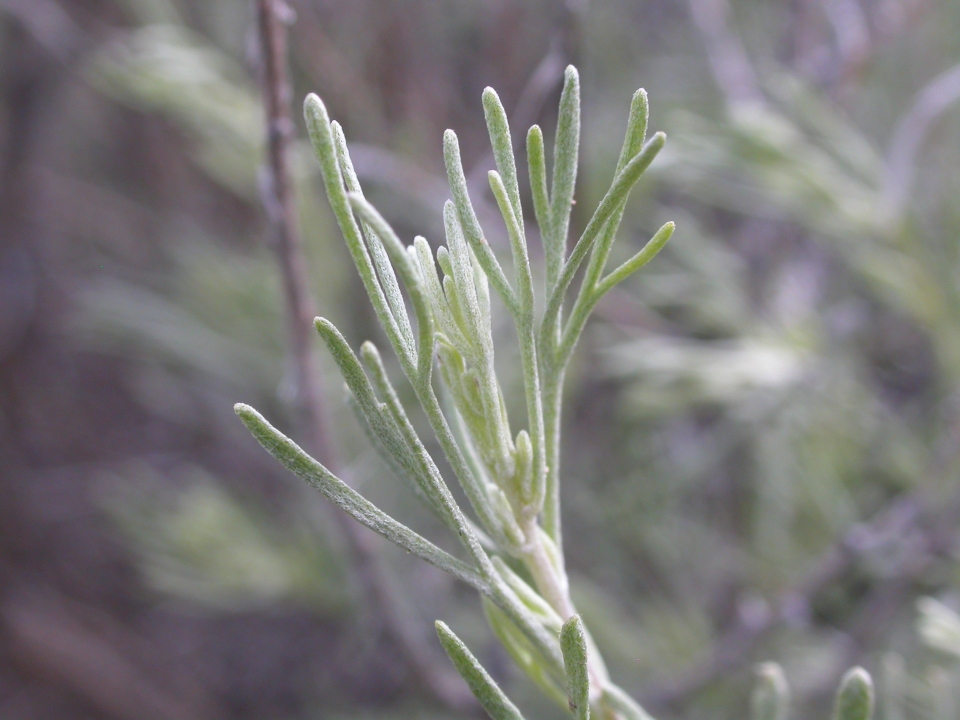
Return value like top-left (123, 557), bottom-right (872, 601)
top-left (3, 0), bottom-right (960, 718)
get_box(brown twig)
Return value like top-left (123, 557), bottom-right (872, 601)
top-left (256, 0), bottom-right (326, 456)
top-left (254, 0), bottom-right (475, 711)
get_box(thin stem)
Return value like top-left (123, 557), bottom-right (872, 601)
top-left (540, 364), bottom-right (565, 546)
top-left (520, 519), bottom-right (574, 620)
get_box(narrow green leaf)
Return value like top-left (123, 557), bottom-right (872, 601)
top-left (435, 621), bottom-right (526, 720)
top-left (344, 392), bottom-right (443, 521)
top-left (233, 403), bottom-right (487, 592)
top-left (314, 317), bottom-right (414, 470)
top-left (488, 170), bottom-right (545, 520)
top-left (594, 221), bottom-right (674, 298)
top-left (751, 663), bottom-right (789, 720)
top-left (413, 236), bottom-right (461, 343)
top-left (614, 89), bottom-right (649, 176)
top-left (332, 121), bottom-right (415, 361)
top-left (548, 66), bottom-right (581, 278)
top-left (442, 199), bottom-right (486, 353)
top-left (512, 429), bottom-right (534, 507)
top-left (359, 340), bottom-right (459, 531)
top-left (571, 88), bottom-right (652, 334)
top-left (483, 87), bottom-right (523, 223)
top-left (442, 129), bottom-right (519, 315)
top-left (347, 194), bottom-right (435, 383)
top-left (488, 170), bottom-right (534, 316)
top-left (558, 220), bottom-right (674, 372)
top-left (526, 125), bottom-right (552, 277)
top-left (303, 94), bottom-right (407, 364)
top-left (833, 667), bottom-right (875, 720)
top-left (560, 616), bottom-right (590, 720)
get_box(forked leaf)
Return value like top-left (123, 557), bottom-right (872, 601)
top-left (541, 131), bottom-right (666, 355)
top-left (435, 621), bottom-right (526, 720)
top-left (560, 615), bottom-right (590, 720)
top-left (595, 221), bottom-right (674, 298)
top-left (833, 667), bottom-right (874, 720)
top-left (558, 221), bottom-right (674, 366)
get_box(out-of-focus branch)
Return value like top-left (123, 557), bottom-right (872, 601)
top-left (640, 488), bottom-right (956, 711)
top-left (818, 0), bottom-right (871, 82)
top-left (346, 143), bottom-right (453, 216)
top-left (0, 0), bottom-right (83, 62)
top-left (511, 40), bottom-right (567, 140)
top-left (882, 61), bottom-right (960, 216)
top-left (288, 0), bottom-right (385, 140)
top-left (685, 0), bottom-right (763, 105)
top-left (254, 1), bottom-right (474, 711)
top-left (4, 587), bottom-right (215, 720)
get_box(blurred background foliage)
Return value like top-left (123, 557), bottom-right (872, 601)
top-left (2, 0), bottom-right (960, 718)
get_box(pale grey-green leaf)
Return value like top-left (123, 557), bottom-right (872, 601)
top-left (834, 667), bottom-right (875, 720)
top-left (436, 621), bottom-right (526, 720)
top-left (560, 615), bottom-right (590, 720)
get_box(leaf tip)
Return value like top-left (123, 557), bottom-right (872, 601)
top-left (359, 340), bottom-right (380, 366)
top-left (314, 316), bottom-right (337, 339)
top-left (303, 92), bottom-right (328, 124)
top-left (751, 662), bottom-right (789, 720)
top-left (233, 403), bottom-right (263, 432)
top-left (834, 666), bottom-right (874, 720)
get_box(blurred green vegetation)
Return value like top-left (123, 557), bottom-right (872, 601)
top-left (3, 0), bottom-right (960, 718)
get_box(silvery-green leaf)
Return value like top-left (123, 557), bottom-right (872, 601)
top-left (833, 667), bottom-right (874, 720)
top-left (435, 621), bottom-right (526, 720)
top-left (560, 615), bottom-right (590, 720)
top-left (233, 403), bottom-right (486, 592)
top-left (751, 662), bottom-right (789, 720)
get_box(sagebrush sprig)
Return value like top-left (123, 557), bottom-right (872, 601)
top-left (235, 66), bottom-right (876, 720)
